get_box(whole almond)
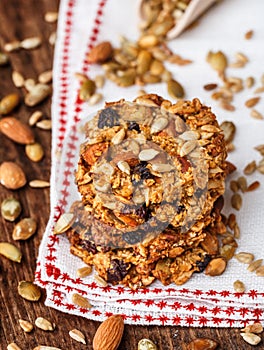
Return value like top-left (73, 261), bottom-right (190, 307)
top-left (0, 93), bottom-right (20, 115)
top-left (0, 162), bottom-right (26, 189)
top-left (186, 338), bottom-right (219, 350)
top-left (93, 315), bottom-right (124, 350)
top-left (87, 41), bottom-right (113, 63)
top-left (0, 117), bottom-right (34, 144)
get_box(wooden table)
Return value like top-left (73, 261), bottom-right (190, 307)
top-left (0, 1), bottom-right (253, 349)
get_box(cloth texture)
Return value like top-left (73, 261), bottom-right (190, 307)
top-left (35, 0), bottom-right (264, 327)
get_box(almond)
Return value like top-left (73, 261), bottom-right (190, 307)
top-left (0, 161), bottom-right (26, 189)
top-left (186, 338), bottom-right (219, 350)
top-left (92, 315), bottom-right (124, 350)
top-left (87, 41), bottom-right (113, 63)
top-left (0, 117), bottom-right (34, 144)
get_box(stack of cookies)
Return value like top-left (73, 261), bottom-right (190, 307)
top-left (65, 94), bottom-right (227, 288)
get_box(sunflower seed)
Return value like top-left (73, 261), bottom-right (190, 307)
top-left (245, 76), bottom-right (255, 88)
top-left (38, 70), bottom-right (52, 84)
top-left (151, 163), bottom-right (174, 172)
top-left (231, 193), bottom-right (242, 210)
top-left (77, 265), bottom-right (92, 278)
top-left (233, 224), bottom-right (240, 239)
top-left (233, 280), bottom-right (245, 292)
top-left (117, 160), bottom-right (130, 175)
top-left (235, 252), bottom-right (254, 264)
top-left (71, 293), bottom-right (92, 308)
top-left (33, 347), bottom-right (61, 350)
top-left (138, 34), bottom-right (159, 48)
top-left (220, 121), bottom-right (236, 143)
top-left (0, 52), bottom-right (9, 65)
top-left (250, 109), bottom-right (263, 120)
top-left (139, 149), bottom-right (159, 161)
top-left (247, 181), bottom-right (260, 192)
top-left (0, 242), bottom-right (22, 262)
top-left (18, 281), bottom-right (41, 301)
top-left (36, 119), bottom-right (52, 130)
top-left (29, 180), bottom-right (50, 188)
top-left (255, 144), bottom-right (264, 156)
top-left (240, 333), bottom-right (261, 346)
top-left (89, 93), bottom-right (103, 106)
top-left (35, 317), bottom-right (55, 331)
top-left (241, 323), bottom-right (263, 334)
top-left (247, 259), bottom-right (263, 272)
top-left (138, 338), bottom-right (157, 350)
top-left (44, 11), bottom-right (58, 23)
top-left (111, 128), bottom-right (125, 145)
top-left (4, 41), bottom-right (20, 52)
top-left (69, 329), bottom-right (86, 344)
top-left (243, 160), bottom-right (256, 175)
top-left (203, 83), bottom-right (218, 91)
top-left (24, 78), bottom-right (36, 92)
top-left (244, 30), bottom-right (254, 40)
top-left (12, 71), bottom-right (24, 88)
top-left (7, 343), bottom-right (22, 350)
top-left (19, 319), bottom-right (34, 333)
top-left (237, 176), bottom-right (247, 192)
top-left (255, 266), bottom-right (264, 276)
top-left (227, 213), bottom-right (237, 230)
top-left (25, 84), bottom-right (52, 106)
top-left (236, 52), bottom-right (249, 63)
top-left (54, 213), bottom-right (75, 234)
top-left (150, 117), bottom-right (168, 134)
top-left (94, 274), bottom-right (108, 286)
top-left (245, 97), bottom-right (260, 108)
top-left (94, 75), bottom-right (105, 88)
top-left (29, 111), bottom-right (43, 126)
top-left (230, 180), bottom-right (239, 192)
top-left (12, 218), bottom-right (37, 240)
top-left (180, 140), bottom-right (197, 157)
top-left (49, 31), bottom-right (57, 46)
top-left (20, 37), bottom-right (41, 50)
top-left (1, 197), bottom-right (21, 221)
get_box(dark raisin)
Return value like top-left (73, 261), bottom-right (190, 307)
top-left (100, 246), bottom-right (111, 253)
top-left (176, 204), bottom-right (185, 214)
top-left (128, 121), bottom-right (140, 132)
top-left (196, 255), bottom-right (211, 272)
top-left (135, 203), bottom-right (152, 221)
top-left (134, 161), bottom-right (154, 180)
top-left (80, 239), bottom-right (98, 254)
top-left (123, 230), bottom-right (142, 245)
top-left (107, 259), bottom-right (129, 283)
top-left (97, 107), bottom-right (120, 129)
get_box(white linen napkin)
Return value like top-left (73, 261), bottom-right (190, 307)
top-left (35, 0), bottom-right (264, 326)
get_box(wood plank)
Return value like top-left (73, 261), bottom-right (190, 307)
top-left (0, 0), bottom-right (252, 349)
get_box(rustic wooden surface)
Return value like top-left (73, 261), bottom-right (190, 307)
top-left (0, 1), bottom-right (255, 349)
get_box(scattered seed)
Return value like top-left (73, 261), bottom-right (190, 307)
top-left (18, 281), bottom-right (41, 301)
top-left (240, 332), bottom-right (261, 346)
top-left (247, 259), bottom-right (263, 272)
top-left (180, 140), bottom-right (197, 157)
top-left (231, 193), bottom-right (242, 210)
top-left (250, 109), bottom-right (263, 120)
top-left (94, 75), bottom-right (105, 88)
top-left (243, 160), bottom-right (256, 175)
top-left (167, 79), bottom-right (184, 99)
top-left (246, 180), bottom-right (260, 192)
top-left (1, 197), bottom-right (21, 221)
top-left (220, 101), bottom-right (235, 111)
top-left (20, 37), bottom-right (41, 50)
top-left (220, 121), bottom-right (236, 143)
top-left (151, 163), bottom-right (174, 172)
top-left (38, 70), bottom-right (52, 84)
top-left (235, 252), bottom-right (254, 264)
top-left (255, 266), bottom-right (264, 276)
top-left (245, 96), bottom-right (260, 108)
top-left (19, 319), bottom-right (34, 333)
top-left (12, 71), bottom-right (24, 88)
top-left (36, 119), bottom-right (52, 130)
top-left (233, 224), bottom-right (240, 239)
top-left (29, 110), bottom-right (43, 126)
top-left (7, 343), bottom-right (22, 350)
top-left (35, 317), bottom-right (55, 331)
top-left (227, 213), bottom-right (237, 230)
top-left (69, 329), bottom-right (86, 344)
top-left (220, 244), bottom-right (236, 260)
top-left (244, 30), bottom-right (254, 40)
top-left (71, 293), bottom-right (92, 309)
top-left (230, 180), bottom-right (239, 192)
top-left (0, 242), bottom-right (22, 262)
top-left (12, 217), bottom-right (37, 240)
top-left (89, 92), bottom-right (103, 106)
top-left (25, 142), bottom-right (44, 162)
top-left (0, 93), bottom-right (20, 115)
top-left (79, 79), bottom-right (96, 101)
top-left (236, 52), bottom-right (249, 63)
top-left (33, 347), bottom-right (61, 350)
top-left (29, 180), bottom-right (50, 188)
top-left (233, 280), bottom-right (245, 292)
top-left (117, 160), bottom-right (130, 175)
top-left (94, 274), bottom-right (108, 287)
top-left (241, 323), bottom-right (263, 334)
top-left (255, 144), bottom-right (264, 156)
top-left (49, 31), bottom-right (57, 45)
top-left (53, 213), bottom-right (74, 234)
top-left (4, 41), bottom-right (20, 52)
top-left (203, 83), bottom-right (217, 91)
top-left (25, 84), bottom-right (52, 106)
top-left (186, 338), bottom-right (219, 350)
top-left (245, 76), bottom-right (255, 88)
top-left (205, 257), bottom-right (227, 276)
top-left (77, 265), bottom-right (93, 278)
top-left (207, 50), bottom-right (228, 75)
top-left (237, 176), bottom-right (247, 192)
top-left (138, 338), bottom-right (157, 350)
top-left (24, 78), bottom-right (36, 92)
top-left (44, 11), bottom-right (58, 23)
top-left (0, 52), bottom-right (9, 66)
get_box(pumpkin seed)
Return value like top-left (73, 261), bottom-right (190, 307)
top-left (20, 36), bottom-right (41, 50)
top-left (233, 280), bottom-right (245, 292)
top-left (205, 257), bottom-right (227, 276)
top-left (71, 293), bottom-right (92, 308)
top-left (167, 79), bottom-right (184, 99)
top-left (0, 93), bottom-right (20, 115)
top-left (207, 50), bottom-right (228, 74)
top-left (247, 259), bottom-right (263, 272)
top-left (1, 197), bottom-right (21, 221)
top-left (25, 142), bottom-right (44, 162)
top-left (0, 52), bottom-right (9, 66)
top-left (136, 50), bottom-right (152, 75)
top-left (19, 319), bottom-right (34, 333)
top-left (29, 180), bottom-right (50, 188)
top-left (35, 317), bottom-right (55, 331)
top-left (138, 34), bottom-right (159, 48)
top-left (69, 329), bottom-right (86, 344)
top-left (220, 121), bottom-right (236, 143)
top-left (76, 265), bottom-right (92, 278)
top-left (18, 281), bottom-right (41, 301)
top-left (12, 71), bottom-right (24, 87)
top-left (38, 70), bottom-right (52, 84)
top-left (36, 119), bottom-right (52, 130)
top-left (0, 242), bottom-right (22, 262)
top-left (240, 333), bottom-right (261, 346)
top-left (243, 160), bottom-right (256, 175)
top-left (7, 343), bottom-right (22, 350)
top-left (235, 252), bottom-right (254, 264)
top-left (53, 213), bottom-right (74, 234)
top-left (29, 111), bottom-right (43, 126)
top-left (25, 84), bottom-right (52, 106)
top-left (139, 149), bottom-right (159, 161)
top-left (138, 339), bottom-right (157, 350)
top-left (231, 193), bottom-right (242, 210)
top-left (12, 217), bottom-right (37, 240)
top-left (44, 11), bottom-right (58, 23)
top-left (4, 41), bottom-right (20, 52)
top-left (79, 79), bottom-right (96, 101)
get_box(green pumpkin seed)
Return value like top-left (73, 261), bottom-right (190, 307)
top-left (25, 142), bottom-right (44, 162)
top-left (0, 93), bottom-right (20, 115)
top-left (18, 281), bottom-right (41, 301)
top-left (138, 338), bottom-right (157, 350)
top-left (12, 217), bottom-right (37, 240)
top-left (167, 79), bottom-right (185, 99)
top-left (79, 79), bottom-right (96, 101)
top-left (1, 197), bottom-right (21, 221)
